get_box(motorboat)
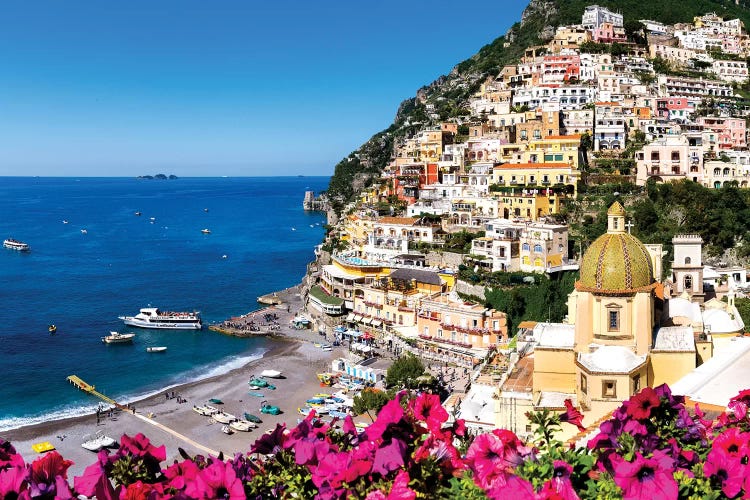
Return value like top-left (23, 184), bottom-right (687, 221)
top-left (146, 346), bottom-right (167, 353)
top-left (229, 419), bottom-right (257, 432)
top-left (3, 239), bottom-right (30, 251)
top-left (119, 307), bottom-right (202, 330)
top-left (248, 378), bottom-right (270, 388)
top-left (192, 405), bottom-right (216, 416)
top-left (201, 229), bottom-right (211, 234)
top-left (260, 369), bottom-right (282, 379)
top-left (81, 431), bottom-right (116, 452)
top-left (260, 404), bottom-right (281, 415)
top-left (135, 211), bottom-right (141, 216)
top-left (80, 229), bottom-right (87, 234)
top-left (101, 332), bottom-right (135, 344)
top-left (48, 325), bottom-right (57, 334)
top-left (212, 411), bottom-right (237, 424)
top-left (221, 425), bottom-right (233, 435)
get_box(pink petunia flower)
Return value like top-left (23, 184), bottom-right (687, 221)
top-left (485, 474), bottom-right (535, 499)
top-left (704, 447), bottom-right (744, 498)
top-left (0, 439), bottom-right (25, 470)
top-left (118, 433), bottom-right (167, 463)
top-left (28, 450), bottom-right (73, 498)
top-left (162, 459), bottom-right (200, 491)
top-left (372, 438), bottom-right (407, 476)
top-left (559, 399), bottom-right (585, 432)
top-left (119, 479), bottom-right (164, 500)
top-left (536, 461), bottom-right (580, 500)
top-left (0, 466), bottom-right (29, 499)
top-left (612, 451), bottom-right (677, 500)
top-left (713, 428), bottom-right (750, 460)
top-left (183, 459), bottom-right (245, 500)
top-left (626, 387), bottom-right (660, 420)
top-left (466, 431), bottom-right (525, 490)
top-left (366, 397), bottom-right (405, 443)
top-left (410, 393), bottom-right (449, 432)
top-left (74, 460), bottom-right (117, 500)
top-left (728, 388), bottom-right (750, 420)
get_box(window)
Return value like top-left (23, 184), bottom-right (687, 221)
top-left (424, 326), bottom-right (429, 336)
top-left (581, 374), bottom-right (588, 395)
top-left (522, 243), bottom-right (530, 251)
top-left (602, 380), bottom-right (617, 398)
top-left (651, 152), bottom-right (660, 161)
top-left (685, 257), bottom-right (691, 265)
top-left (437, 329), bottom-right (443, 338)
top-left (534, 244), bottom-right (543, 253)
top-left (521, 130), bottom-right (528, 140)
top-left (608, 310), bottom-right (619, 331)
top-left (632, 374), bottom-right (641, 394)
top-left (533, 130), bottom-right (541, 139)
top-left (684, 275), bottom-right (693, 290)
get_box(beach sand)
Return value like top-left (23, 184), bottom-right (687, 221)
top-left (2, 286), bottom-right (359, 478)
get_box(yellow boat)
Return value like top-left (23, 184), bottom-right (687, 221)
top-left (32, 442), bottom-right (55, 453)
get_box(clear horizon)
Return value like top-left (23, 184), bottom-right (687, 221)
top-left (1, 0), bottom-right (528, 177)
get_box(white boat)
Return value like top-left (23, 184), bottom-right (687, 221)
top-left (119, 307), bottom-right (202, 330)
top-left (201, 228), bottom-right (211, 234)
top-left (102, 332), bottom-right (135, 344)
top-left (212, 411), bottom-right (237, 424)
top-left (3, 239), bottom-right (30, 251)
top-left (146, 346), bottom-right (167, 353)
top-left (80, 229), bottom-right (87, 234)
top-left (221, 425), bottom-right (233, 435)
top-left (81, 431), bottom-right (116, 452)
top-left (229, 419), bottom-right (257, 432)
top-left (193, 405), bottom-right (215, 416)
top-left (261, 369), bottom-right (282, 379)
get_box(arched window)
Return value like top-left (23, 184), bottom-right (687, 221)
top-left (684, 275), bottom-right (693, 290)
top-left (522, 243), bottom-right (530, 251)
top-left (534, 244), bottom-right (543, 253)
top-left (685, 257), bottom-right (691, 264)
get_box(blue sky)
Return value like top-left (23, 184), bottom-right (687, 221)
top-left (0, 1), bottom-right (528, 176)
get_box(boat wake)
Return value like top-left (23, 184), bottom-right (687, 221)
top-left (0, 348), bottom-right (269, 433)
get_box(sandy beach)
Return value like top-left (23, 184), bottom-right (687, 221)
top-left (1, 286), bottom-right (359, 478)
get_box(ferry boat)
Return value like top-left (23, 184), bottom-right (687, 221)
top-left (119, 307), bottom-right (202, 330)
top-left (3, 239), bottom-right (30, 251)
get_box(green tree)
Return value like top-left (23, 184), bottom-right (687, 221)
top-left (353, 388), bottom-right (391, 419)
top-left (386, 354), bottom-right (425, 389)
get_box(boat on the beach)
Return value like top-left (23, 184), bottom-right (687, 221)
top-left (192, 405), bottom-right (217, 416)
top-left (81, 431), bottom-right (116, 452)
top-left (32, 442), bottom-right (55, 453)
top-left (3, 238), bottom-right (30, 251)
top-left (260, 403), bottom-right (281, 415)
top-left (248, 378), bottom-right (270, 388)
top-left (212, 411), bottom-right (237, 424)
top-left (119, 307), bottom-right (202, 330)
top-left (221, 425), bottom-right (233, 435)
top-left (209, 398), bottom-right (223, 404)
top-left (298, 406), bottom-right (314, 416)
top-left (229, 419), bottom-right (257, 432)
top-left (260, 369), bottom-right (282, 379)
top-left (146, 346), bottom-right (167, 353)
top-left (244, 413), bottom-right (262, 424)
top-left (248, 392), bottom-right (265, 398)
top-left (101, 331), bottom-right (135, 344)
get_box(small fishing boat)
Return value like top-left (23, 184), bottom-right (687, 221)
top-left (146, 346), bottom-right (167, 353)
top-left (208, 398), bottom-right (223, 405)
top-left (80, 229), bottom-right (87, 234)
top-left (212, 411), bottom-right (237, 424)
top-left (192, 405), bottom-right (216, 416)
top-left (101, 332), bottom-right (135, 344)
top-left (201, 228), bottom-right (211, 234)
top-left (221, 425), bottom-right (233, 435)
top-left (48, 325), bottom-right (57, 334)
top-left (62, 220), bottom-right (69, 224)
top-left (229, 419), bottom-right (256, 432)
top-left (244, 413), bottom-right (262, 424)
top-left (248, 392), bottom-right (265, 398)
top-left (135, 211), bottom-right (141, 216)
top-left (81, 431), bottom-right (116, 452)
top-left (260, 369), bottom-right (282, 379)
top-left (248, 378), bottom-right (270, 388)
top-left (298, 406), bottom-right (314, 416)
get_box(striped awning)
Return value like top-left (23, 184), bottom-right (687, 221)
top-left (353, 315), bottom-right (363, 322)
top-left (371, 320), bottom-right (382, 327)
top-left (346, 313), bottom-right (355, 321)
top-left (362, 318), bottom-right (373, 325)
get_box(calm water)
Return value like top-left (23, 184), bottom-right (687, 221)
top-left (0, 176), bottom-right (328, 431)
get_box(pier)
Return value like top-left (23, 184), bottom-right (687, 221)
top-left (66, 375), bottom-right (127, 411)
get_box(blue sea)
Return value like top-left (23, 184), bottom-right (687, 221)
top-left (0, 176), bottom-right (328, 431)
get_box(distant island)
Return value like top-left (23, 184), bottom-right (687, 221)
top-left (136, 174), bottom-right (178, 180)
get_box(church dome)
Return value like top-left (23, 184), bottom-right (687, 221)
top-left (577, 202), bottom-right (655, 294)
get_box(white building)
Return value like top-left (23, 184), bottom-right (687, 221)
top-left (712, 59), bottom-right (749, 83)
top-left (511, 85), bottom-right (597, 111)
top-left (582, 5), bottom-right (623, 30)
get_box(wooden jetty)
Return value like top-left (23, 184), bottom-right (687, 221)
top-left (66, 375), bottom-right (130, 412)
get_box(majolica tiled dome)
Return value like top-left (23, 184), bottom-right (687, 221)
top-left (577, 202), bottom-right (655, 293)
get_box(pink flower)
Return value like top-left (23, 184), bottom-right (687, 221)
top-left (413, 433), bottom-right (465, 475)
top-left (184, 459), bottom-right (245, 499)
top-left (0, 466), bottom-right (29, 499)
top-left (536, 461), bottom-right (580, 500)
top-left (372, 438), bottom-right (406, 476)
top-left (28, 451), bottom-right (73, 498)
top-left (713, 428), bottom-right (749, 460)
top-left (559, 399), bottom-right (585, 432)
top-left (366, 397), bottom-right (405, 442)
top-left (118, 433), bottom-right (166, 462)
top-left (704, 447), bottom-right (744, 498)
top-left (343, 414), bottom-right (358, 436)
top-left (485, 474), bottom-right (534, 499)
top-left (74, 460), bottom-right (117, 500)
top-left (728, 388), bottom-right (750, 420)
top-left (364, 470), bottom-right (416, 500)
top-left (162, 459), bottom-right (200, 491)
top-left (410, 393), bottom-right (448, 432)
top-left (626, 387), bottom-right (660, 420)
top-left (466, 431), bottom-right (525, 490)
top-left (119, 479), bottom-right (163, 500)
top-left (0, 439), bottom-right (25, 470)
top-left (612, 451), bottom-right (677, 500)
top-left (311, 450), bottom-right (371, 489)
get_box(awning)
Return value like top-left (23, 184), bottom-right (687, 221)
top-left (353, 315), bottom-right (363, 322)
top-left (371, 320), bottom-right (382, 327)
top-left (346, 313), bottom-right (355, 321)
top-left (362, 318), bottom-right (373, 325)
top-left (345, 301), bottom-right (354, 309)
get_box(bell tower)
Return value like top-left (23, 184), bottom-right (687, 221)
top-left (671, 234), bottom-right (704, 303)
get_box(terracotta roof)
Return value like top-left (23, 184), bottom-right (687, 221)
top-left (517, 321), bottom-right (538, 329)
top-left (493, 162), bottom-right (571, 170)
top-left (378, 217), bottom-right (418, 225)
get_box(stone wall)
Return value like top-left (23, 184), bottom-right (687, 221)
top-left (454, 280), bottom-right (487, 301)
top-left (424, 250), bottom-right (465, 269)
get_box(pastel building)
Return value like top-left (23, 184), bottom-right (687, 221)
top-left (582, 5), bottom-right (623, 29)
top-left (635, 135), bottom-right (703, 185)
top-left (697, 116), bottom-right (747, 150)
